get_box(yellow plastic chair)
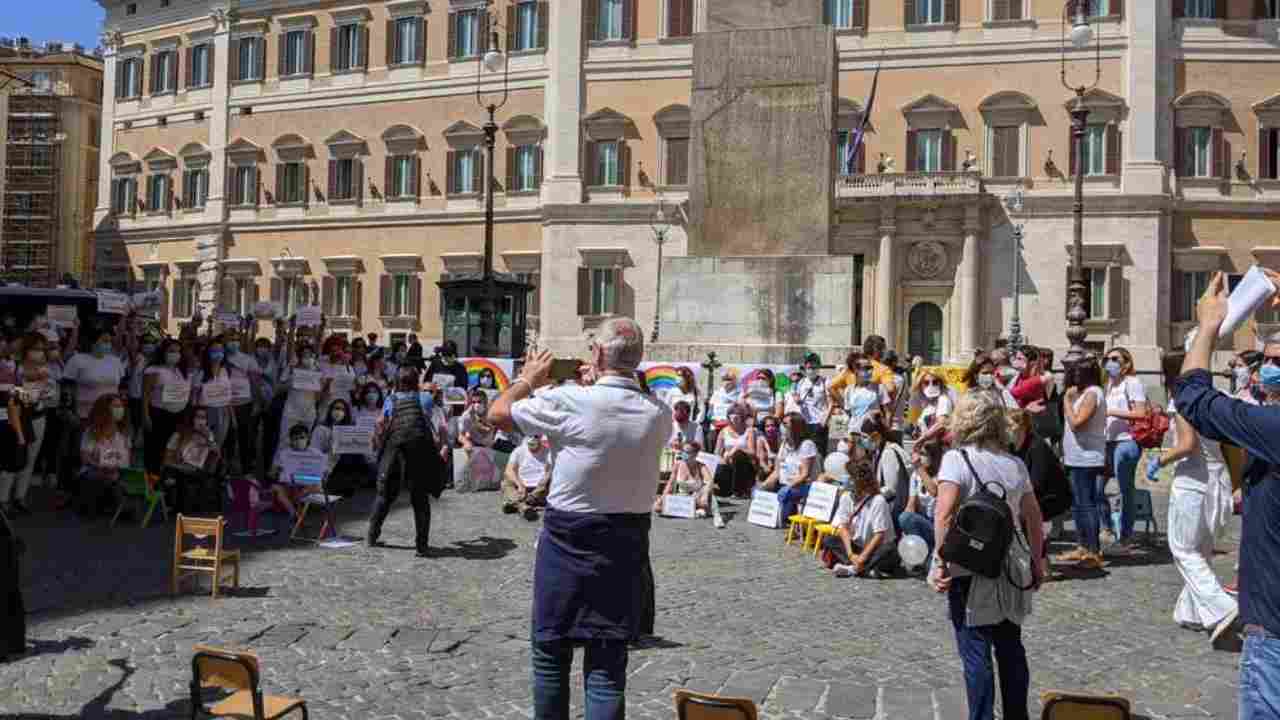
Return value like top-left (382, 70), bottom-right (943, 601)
top-left (812, 523), bottom-right (837, 558)
top-left (785, 514), bottom-right (817, 546)
top-left (111, 467), bottom-right (169, 529)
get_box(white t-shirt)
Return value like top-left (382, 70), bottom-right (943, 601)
top-left (918, 393), bottom-right (953, 430)
top-left (1167, 399), bottom-right (1227, 492)
top-left (145, 365), bottom-right (192, 413)
top-left (708, 387), bottom-right (739, 422)
top-left (64, 352), bottom-right (127, 419)
top-left (832, 492), bottom-right (896, 548)
top-left (509, 442), bottom-right (551, 488)
top-left (792, 377), bottom-right (829, 425)
top-left (843, 386), bottom-right (880, 431)
top-left (511, 375), bottom-right (672, 514)
top-left (226, 352), bottom-right (260, 407)
top-left (1104, 376), bottom-right (1147, 442)
top-left (1062, 386), bottom-right (1105, 467)
top-left (778, 439), bottom-right (819, 486)
top-left (909, 470), bottom-right (938, 518)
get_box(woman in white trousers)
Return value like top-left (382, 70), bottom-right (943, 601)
top-left (1155, 354), bottom-right (1237, 645)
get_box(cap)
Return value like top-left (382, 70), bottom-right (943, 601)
top-left (803, 352), bottom-right (821, 366)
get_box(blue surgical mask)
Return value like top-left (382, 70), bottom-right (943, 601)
top-left (1260, 363), bottom-right (1280, 392)
top-left (1105, 361), bottom-right (1122, 378)
top-left (225, 342), bottom-right (240, 355)
top-left (209, 350), bottom-right (225, 363)
top-left (857, 436), bottom-right (877, 453)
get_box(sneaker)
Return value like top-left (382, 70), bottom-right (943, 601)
top-left (502, 502), bottom-right (519, 515)
top-left (713, 513), bottom-right (726, 529)
top-left (522, 507), bottom-right (540, 522)
top-left (832, 564), bottom-right (856, 578)
top-left (1057, 546), bottom-right (1089, 562)
top-left (1211, 608), bottom-right (1241, 649)
top-left (1100, 528), bottom-right (1117, 546)
top-left (694, 508), bottom-right (707, 519)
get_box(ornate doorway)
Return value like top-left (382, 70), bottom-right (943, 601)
top-left (908, 301), bottom-right (944, 365)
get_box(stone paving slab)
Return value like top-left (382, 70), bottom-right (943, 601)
top-left (0, 484), bottom-right (1245, 719)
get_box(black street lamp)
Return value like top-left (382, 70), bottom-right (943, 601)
top-left (1004, 186), bottom-right (1025, 351)
top-left (649, 197), bottom-right (670, 343)
top-left (1061, 0), bottom-right (1101, 365)
top-left (435, 13), bottom-right (531, 358)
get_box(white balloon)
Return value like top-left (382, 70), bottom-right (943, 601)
top-left (899, 534), bottom-right (929, 569)
top-left (823, 451), bottom-right (850, 479)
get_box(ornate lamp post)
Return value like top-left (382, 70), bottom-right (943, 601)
top-left (649, 197), bottom-right (670, 343)
top-left (1004, 186), bottom-right (1025, 351)
top-left (1061, 0), bottom-right (1101, 364)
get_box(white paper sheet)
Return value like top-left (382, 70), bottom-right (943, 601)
top-left (1220, 265), bottom-right (1277, 340)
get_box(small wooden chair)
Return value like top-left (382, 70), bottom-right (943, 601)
top-left (190, 645), bottom-right (307, 719)
top-left (1040, 690), bottom-right (1132, 720)
top-left (172, 515), bottom-right (240, 598)
top-left (674, 689), bottom-right (759, 720)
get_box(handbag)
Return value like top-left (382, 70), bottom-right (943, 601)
top-left (1122, 381), bottom-right (1169, 449)
top-left (819, 494), bottom-right (872, 569)
top-left (938, 450), bottom-right (1015, 580)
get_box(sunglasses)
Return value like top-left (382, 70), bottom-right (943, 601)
top-left (1106, 356), bottom-right (1123, 363)
top-left (923, 379), bottom-right (940, 387)
top-left (856, 365), bottom-right (873, 371)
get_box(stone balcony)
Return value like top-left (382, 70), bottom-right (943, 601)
top-left (836, 171), bottom-right (985, 201)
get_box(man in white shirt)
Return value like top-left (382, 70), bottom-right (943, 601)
top-left (488, 317), bottom-right (670, 720)
top-left (792, 352), bottom-right (831, 454)
top-left (502, 434), bottom-right (551, 519)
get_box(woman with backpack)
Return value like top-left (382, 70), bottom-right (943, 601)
top-left (930, 390), bottom-right (1045, 720)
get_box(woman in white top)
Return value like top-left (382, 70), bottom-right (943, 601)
top-left (1153, 353), bottom-right (1238, 643)
top-left (840, 355), bottom-right (881, 432)
top-left (930, 390), bottom-right (1045, 720)
top-left (1101, 347), bottom-right (1148, 546)
top-left (78, 393), bottom-right (132, 516)
top-left (822, 458), bottom-right (899, 578)
top-left (1060, 355), bottom-right (1107, 568)
top-left (654, 440), bottom-right (715, 515)
top-left (964, 353), bottom-right (1018, 409)
top-left (715, 402), bottom-right (761, 498)
top-left (708, 369), bottom-right (741, 431)
top-left (195, 339), bottom-right (236, 452)
top-left (743, 369), bottom-right (780, 425)
top-left (277, 339), bottom-right (329, 444)
top-left (762, 412), bottom-right (819, 519)
top-left (64, 329), bottom-right (127, 423)
top-left (913, 370), bottom-right (954, 444)
top-left (6, 334), bottom-right (56, 514)
top-left (142, 339), bottom-right (192, 478)
top-left (899, 439), bottom-right (944, 562)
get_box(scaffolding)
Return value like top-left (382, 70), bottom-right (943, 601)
top-left (2, 87), bottom-right (60, 287)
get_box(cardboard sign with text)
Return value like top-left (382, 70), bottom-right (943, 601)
top-left (802, 481), bottom-right (840, 523)
top-left (748, 489), bottom-right (782, 529)
top-left (661, 494), bottom-right (697, 519)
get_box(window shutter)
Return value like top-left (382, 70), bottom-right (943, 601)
top-left (306, 31), bottom-right (316, 74)
top-left (1069, 127), bottom-right (1079, 177)
top-left (410, 276), bottom-right (422, 318)
top-left (149, 52), bottom-right (159, 94)
top-left (446, 150), bottom-right (457, 194)
top-left (448, 12), bottom-right (458, 58)
top-left (534, 145), bottom-right (543, 188)
top-left (355, 157), bottom-right (365, 206)
top-left (207, 44), bottom-right (215, 85)
top-left (480, 11), bottom-right (491, 52)
top-left (621, 142), bottom-right (632, 188)
top-left (1261, 127), bottom-right (1275, 180)
top-left (277, 33), bottom-right (287, 76)
top-left (411, 156), bottom-right (421, 198)
top-left (994, 0), bottom-right (1010, 21)
top-left (577, 267), bottom-right (591, 315)
top-left (386, 19), bottom-right (396, 65)
top-left (905, 129), bottom-right (918, 172)
top-left (275, 165), bottom-right (285, 204)
top-left (1172, 271), bottom-right (1187, 322)
top-left (584, 0), bottom-right (599, 43)
top-left (1174, 127), bottom-right (1186, 177)
top-left (506, 146), bottom-right (517, 192)
top-left (941, 131), bottom-right (955, 172)
top-left (945, 0), bottom-right (958, 22)
top-left (1107, 265), bottom-right (1124, 320)
top-left (359, 25), bottom-right (370, 68)
top-left (220, 278), bottom-right (236, 311)
top-left (904, 0), bottom-right (916, 25)
top-left (330, 27), bottom-right (340, 70)
top-left (385, 157), bottom-right (395, 198)
top-left (1111, 0), bottom-right (1123, 18)
top-left (354, 280), bottom-right (363, 322)
top-left (1106, 124), bottom-right (1121, 176)
top-left (669, 0), bottom-right (686, 36)
top-left (129, 178), bottom-right (139, 214)
top-left (229, 39), bottom-right (240, 81)
top-left (624, 0), bottom-right (637, 40)
top-left (253, 37), bottom-right (265, 79)
top-left (270, 277), bottom-right (283, 306)
top-left (328, 159), bottom-right (338, 200)
top-left (991, 126), bottom-right (1006, 176)
top-left (856, 140), bottom-right (866, 174)
top-left (1011, 0), bottom-right (1023, 19)
top-left (168, 52), bottom-right (178, 92)
top-left (379, 274), bottom-right (391, 316)
top-left (1213, 127), bottom-right (1227, 179)
top-left (853, 0), bottom-right (867, 27)
top-left (185, 46), bottom-right (194, 88)
top-left (507, 5), bottom-right (517, 51)
top-left (1173, 1), bottom-right (1183, 18)
top-left (114, 60), bottom-right (124, 99)
top-left (322, 276), bottom-right (336, 316)
top-left (415, 18), bottom-right (427, 63)
top-left (1257, 0), bottom-right (1269, 19)
top-left (253, 167), bottom-right (261, 207)
top-left (583, 141), bottom-right (597, 185)
top-left (303, 163), bottom-right (311, 208)
top-left (225, 164), bottom-right (234, 203)
top-left (538, 2), bottom-right (550, 47)
top-left (165, 175), bottom-right (174, 211)
top-left (1216, 0), bottom-right (1228, 19)
top-left (471, 150), bottom-right (483, 195)
top-left (110, 178), bottom-right (119, 212)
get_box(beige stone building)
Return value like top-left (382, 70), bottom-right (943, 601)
top-left (1, 40), bottom-right (103, 285)
top-left (93, 0), bottom-right (1280, 366)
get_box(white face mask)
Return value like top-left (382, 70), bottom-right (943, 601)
top-left (291, 438), bottom-right (308, 450)
top-left (924, 385), bottom-right (941, 399)
top-left (977, 373), bottom-right (995, 389)
top-left (332, 410), bottom-right (346, 422)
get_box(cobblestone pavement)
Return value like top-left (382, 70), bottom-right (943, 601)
top-left (0, 479), bottom-right (1241, 720)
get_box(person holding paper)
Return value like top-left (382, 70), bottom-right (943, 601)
top-left (142, 339), bottom-right (192, 478)
top-left (1101, 347), bottom-right (1148, 550)
top-left (367, 367), bottom-right (445, 555)
top-left (277, 341), bottom-right (329, 445)
top-left (459, 389), bottom-right (498, 491)
top-left (223, 330), bottom-right (261, 476)
top-left (77, 394), bottom-right (131, 517)
top-left (653, 440), bottom-right (714, 517)
top-left (194, 339), bottom-right (236, 453)
top-left (266, 424), bottom-right (319, 519)
top-left (6, 334), bottom-right (55, 515)
top-left (163, 406), bottom-right (220, 514)
top-left (822, 459), bottom-right (900, 579)
top-left (503, 434), bottom-right (552, 519)
top-left (307, 399), bottom-right (368, 497)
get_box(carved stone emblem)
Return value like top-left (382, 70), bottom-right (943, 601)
top-left (907, 240), bottom-right (947, 279)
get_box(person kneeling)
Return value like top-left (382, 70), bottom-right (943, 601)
top-left (503, 433), bottom-right (551, 520)
top-left (822, 458), bottom-right (901, 579)
top-left (654, 441), bottom-right (714, 517)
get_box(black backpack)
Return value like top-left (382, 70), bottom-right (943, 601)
top-left (1022, 434), bottom-right (1072, 521)
top-left (939, 450), bottom-right (1015, 580)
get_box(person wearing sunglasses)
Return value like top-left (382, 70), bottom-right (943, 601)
top-left (912, 370), bottom-right (953, 444)
top-left (1101, 347), bottom-right (1148, 550)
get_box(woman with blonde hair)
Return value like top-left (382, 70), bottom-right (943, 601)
top-left (930, 390), bottom-right (1045, 720)
top-left (912, 369), bottom-right (954, 444)
top-left (1101, 346), bottom-right (1148, 548)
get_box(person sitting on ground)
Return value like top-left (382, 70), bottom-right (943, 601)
top-left (822, 458), bottom-right (901, 578)
top-left (912, 369), bottom-right (954, 444)
top-left (762, 412), bottom-right (819, 519)
top-left (654, 440), bottom-right (715, 517)
top-left (669, 400), bottom-right (703, 449)
top-left (503, 433), bottom-right (552, 519)
top-left (267, 423), bottom-right (318, 519)
top-left (307, 398), bottom-right (367, 497)
top-left (459, 388), bottom-right (499, 490)
top-left (163, 406), bottom-right (221, 514)
top-left (758, 414), bottom-right (783, 481)
top-left (78, 393), bottom-right (130, 516)
top-left (715, 401), bottom-right (760, 498)
top-left (899, 439), bottom-right (943, 566)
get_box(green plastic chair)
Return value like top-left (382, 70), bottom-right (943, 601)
top-left (112, 467), bottom-right (169, 528)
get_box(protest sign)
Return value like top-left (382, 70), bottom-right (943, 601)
top-left (661, 495), bottom-right (697, 519)
top-left (281, 449), bottom-right (327, 485)
top-left (292, 369), bottom-right (323, 392)
top-left (96, 291), bottom-right (129, 315)
top-left (161, 379), bottom-right (191, 405)
top-left (202, 380), bottom-right (231, 408)
top-left (296, 306), bottom-right (322, 327)
top-left (333, 425), bottom-right (373, 455)
top-left (748, 490), bottom-right (782, 528)
top-left (803, 481), bottom-right (840, 522)
top-left (47, 305), bottom-right (77, 327)
top-left (181, 444), bottom-right (210, 468)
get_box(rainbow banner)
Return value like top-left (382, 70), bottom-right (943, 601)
top-left (735, 364), bottom-right (797, 395)
top-left (640, 363), bottom-right (694, 393)
top-left (461, 357), bottom-right (515, 391)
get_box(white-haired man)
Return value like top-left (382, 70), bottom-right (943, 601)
top-left (488, 317), bottom-right (671, 720)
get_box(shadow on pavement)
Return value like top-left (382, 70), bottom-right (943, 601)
top-left (7, 657), bottom-right (193, 719)
top-left (427, 536), bottom-right (518, 560)
top-left (11, 635), bottom-right (95, 661)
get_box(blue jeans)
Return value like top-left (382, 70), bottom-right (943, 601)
top-left (948, 578), bottom-right (1030, 720)
top-left (1106, 439), bottom-right (1141, 539)
top-left (898, 510), bottom-right (935, 557)
top-left (532, 639), bottom-right (627, 720)
top-left (1068, 466), bottom-right (1103, 552)
top-left (1240, 633), bottom-right (1280, 720)
top-left (777, 482), bottom-right (811, 520)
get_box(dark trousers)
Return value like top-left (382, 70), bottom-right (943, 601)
top-left (948, 577), bottom-right (1030, 720)
top-left (639, 560), bottom-right (655, 637)
top-left (164, 464), bottom-right (220, 515)
top-left (367, 449), bottom-right (431, 553)
top-left (144, 408), bottom-right (182, 476)
top-left (259, 400), bottom-right (285, 483)
top-left (228, 403), bottom-right (256, 475)
top-left (532, 639), bottom-right (627, 720)
top-left (820, 534), bottom-right (900, 575)
top-left (808, 423), bottom-right (829, 456)
top-left (76, 468), bottom-right (120, 516)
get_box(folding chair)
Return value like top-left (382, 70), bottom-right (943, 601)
top-left (673, 689), bottom-right (759, 720)
top-left (1040, 690), bottom-right (1131, 719)
top-left (172, 515), bottom-right (240, 598)
top-left (289, 472), bottom-right (342, 543)
top-left (111, 467), bottom-right (169, 528)
top-left (1132, 489), bottom-right (1158, 539)
top-left (190, 645), bottom-right (307, 719)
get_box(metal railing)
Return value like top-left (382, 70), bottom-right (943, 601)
top-left (838, 171), bottom-right (984, 197)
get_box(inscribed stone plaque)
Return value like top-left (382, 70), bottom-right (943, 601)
top-left (706, 0), bottom-right (822, 32)
top-left (689, 25), bottom-right (835, 257)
